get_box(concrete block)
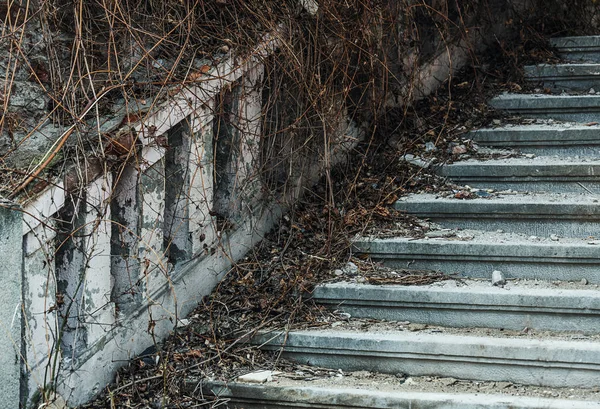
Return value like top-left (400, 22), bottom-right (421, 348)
top-left (22, 221), bottom-right (60, 406)
top-left (202, 381), bottom-right (600, 409)
top-left (490, 93), bottom-right (600, 122)
top-left (468, 124), bottom-right (600, 156)
top-left (254, 329), bottom-right (600, 388)
top-left (81, 176), bottom-right (115, 347)
top-left (313, 282), bottom-right (600, 333)
top-left (139, 160), bottom-right (169, 301)
top-left (0, 197), bottom-right (23, 409)
top-left (395, 192), bottom-right (600, 237)
top-left (438, 157), bottom-right (600, 193)
top-left (550, 36), bottom-right (600, 62)
top-left (189, 106), bottom-right (217, 256)
top-left (111, 165), bottom-right (142, 312)
top-left (353, 235), bottom-right (600, 282)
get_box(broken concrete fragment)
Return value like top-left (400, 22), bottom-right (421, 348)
top-left (400, 154), bottom-right (433, 169)
top-left (237, 370), bottom-right (279, 383)
top-left (492, 270), bottom-right (506, 287)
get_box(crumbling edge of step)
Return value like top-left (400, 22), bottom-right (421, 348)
top-left (199, 381), bottom-right (600, 409)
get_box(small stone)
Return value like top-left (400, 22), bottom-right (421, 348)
top-left (492, 119), bottom-right (502, 125)
top-left (344, 262), bottom-right (359, 274)
top-left (408, 323), bottom-right (427, 331)
top-left (581, 278), bottom-right (589, 285)
top-left (404, 377), bottom-right (417, 385)
top-left (425, 142), bottom-right (437, 152)
top-left (441, 377), bottom-right (457, 386)
top-left (451, 144), bottom-right (467, 155)
top-left (492, 270), bottom-right (506, 287)
top-left (334, 269), bottom-right (344, 276)
top-left (550, 234), bottom-right (559, 241)
top-left (496, 381), bottom-right (512, 389)
top-left (401, 154), bottom-right (432, 169)
top-left (496, 229), bottom-right (504, 233)
top-left (178, 318), bottom-right (191, 327)
top-left (425, 230), bottom-right (454, 238)
top-left (523, 153), bottom-right (536, 159)
top-left (590, 88), bottom-right (596, 94)
top-left (588, 240), bottom-right (600, 245)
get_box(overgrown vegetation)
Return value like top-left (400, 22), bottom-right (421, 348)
top-left (2, 0), bottom-right (599, 407)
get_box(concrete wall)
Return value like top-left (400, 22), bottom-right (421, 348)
top-left (0, 198), bottom-right (23, 409)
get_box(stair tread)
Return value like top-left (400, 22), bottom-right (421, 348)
top-left (253, 324), bottom-right (600, 387)
top-left (313, 279), bottom-right (600, 333)
top-left (203, 379), bottom-right (600, 408)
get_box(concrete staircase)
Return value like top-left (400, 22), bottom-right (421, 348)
top-left (204, 36), bottom-right (600, 408)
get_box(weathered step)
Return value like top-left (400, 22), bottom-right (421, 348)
top-left (253, 329), bottom-right (600, 388)
top-left (469, 123), bottom-right (600, 156)
top-left (353, 232), bottom-right (600, 282)
top-left (202, 381), bottom-right (600, 409)
top-left (490, 93), bottom-right (600, 122)
top-left (524, 64), bottom-right (600, 91)
top-left (313, 281), bottom-right (600, 333)
top-left (438, 157), bottom-right (600, 193)
top-left (395, 192), bottom-right (600, 237)
top-left (551, 36), bottom-right (600, 62)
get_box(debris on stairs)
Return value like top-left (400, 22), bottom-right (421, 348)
top-left (203, 35), bottom-right (600, 409)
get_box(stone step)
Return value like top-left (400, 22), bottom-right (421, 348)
top-left (253, 328), bottom-right (600, 388)
top-left (524, 64), bottom-right (600, 91)
top-left (352, 232), bottom-right (600, 283)
top-left (489, 93), bottom-right (600, 122)
top-left (438, 157), bottom-right (600, 193)
top-left (313, 280), bottom-right (600, 333)
top-left (394, 192), bottom-right (600, 237)
top-left (469, 124), bottom-right (600, 156)
top-left (550, 36), bottom-right (600, 62)
top-left (201, 380), bottom-right (600, 409)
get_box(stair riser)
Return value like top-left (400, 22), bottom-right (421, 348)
top-left (559, 53), bottom-right (600, 63)
top-left (438, 178), bottom-right (600, 194)
top-left (438, 164), bottom-right (600, 194)
top-left (471, 143), bottom-right (600, 156)
top-left (489, 95), bottom-right (600, 122)
top-left (256, 332), bottom-right (600, 388)
top-left (354, 241), bottom-right (600, 282)
top-left (314, 286), bottom-right (600, 333)
top-left (528, 78), bottom-right (600, 92)
top-left (201, 383), bottom-right (600, 409)
top-left (397, 217), bottom-right (600, 238)
top-left (550, 37), bottom-right (600, 62)
top-left (367, 255), bottom-right (600, 283)
top-left (469, 127), bottom-right (600, 156)
top-left (525, 65), bottom-right (600, 91)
